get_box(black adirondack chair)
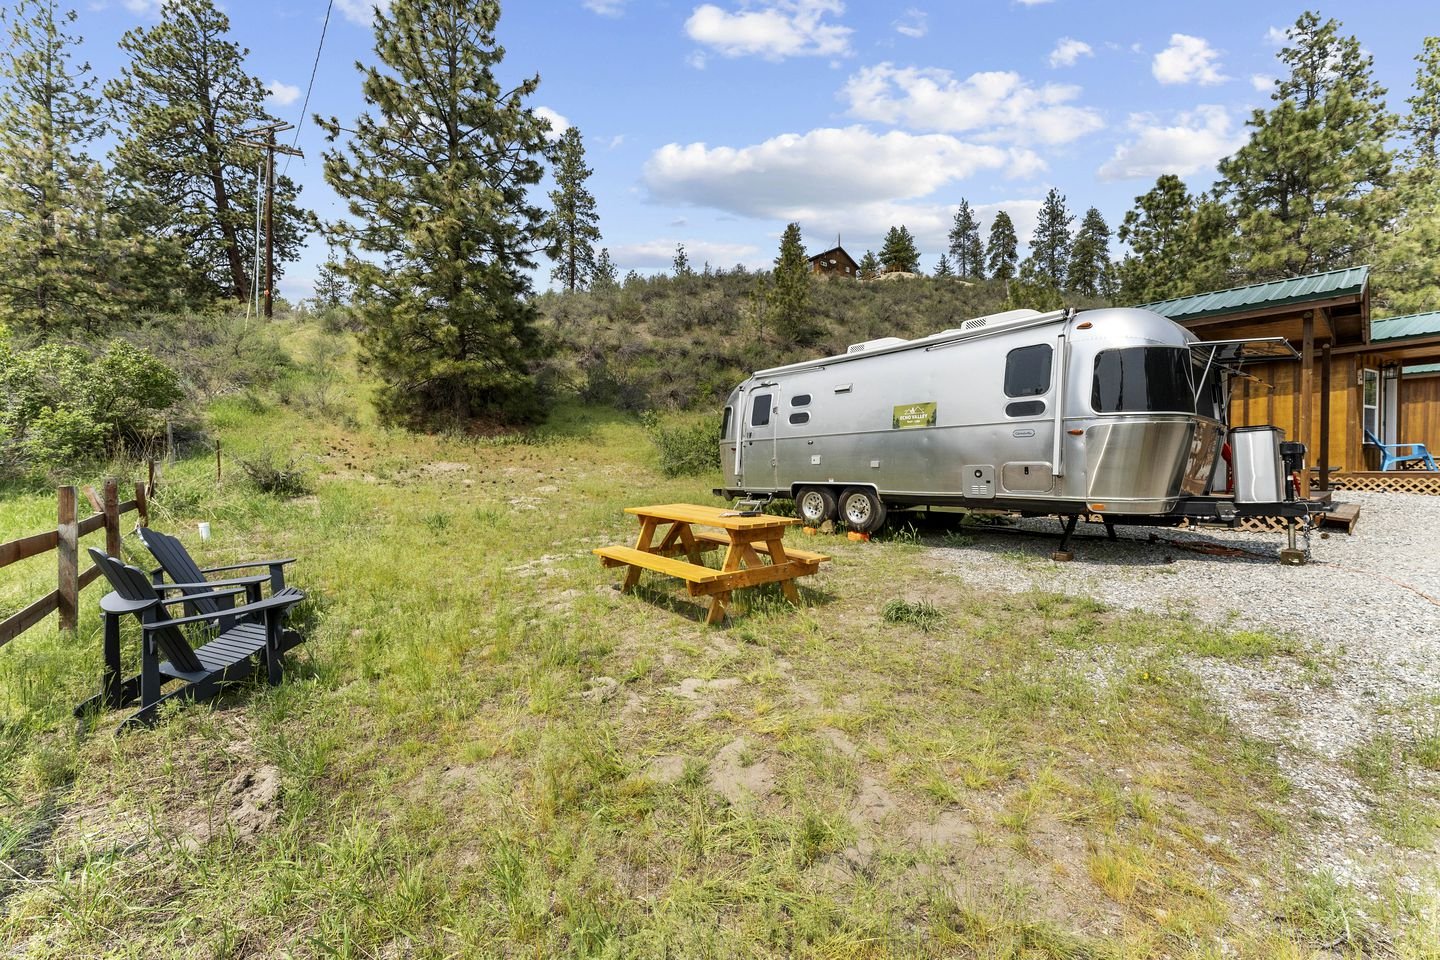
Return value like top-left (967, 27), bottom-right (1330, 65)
top-left (76, 548), bottom-right (307, 733)
top-left (138, 526), bottom-right (300, 629)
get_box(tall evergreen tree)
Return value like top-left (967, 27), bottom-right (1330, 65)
top-left (1377, 36), bottom-right (1440, 313)
top-left (312, 255), bottom-right (349, 310)
top-left (0, 1), bottom-right (109, 333)
top-left (318, 0), bottom-right (551, 429)
top-left (1116, 175), bottom-right (1195, 304)
top-left (1066, 207), bottom-right (1112, 298)
top-left (672, 243), bottom-right (691, 276)
top-left (947, 200), bottom-right (984, 279)
top-left (545, 126), bottom-right (600, 292)
top-left (985, 210), bottom-right (1018, 280)
top-left (878, 225), bottom-right (920, 273)
top-left (858, 249), bottom-right (879, 280)
top-left (1217, 12), bottom-right (1395, 282)
top-left (106, 0), bottom-right (312, 303)
top-left (769, 222), bottom-right (813, 341)
top-left (933, 253), bottom-right (953, 278)
top-left (1029, 188), bottom-right (1073, 288)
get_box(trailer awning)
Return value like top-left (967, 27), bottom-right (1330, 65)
top-left (1189, 337), bottom-right (1301, 365)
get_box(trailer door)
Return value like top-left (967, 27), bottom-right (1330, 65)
top-left (739, 385), bottom-right (779, 491)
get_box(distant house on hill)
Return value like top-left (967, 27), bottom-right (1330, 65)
top-left (808, 245), bottom-right (859, 280)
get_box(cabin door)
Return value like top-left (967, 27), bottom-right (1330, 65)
top-left (738, 385), bottom-right (779, 491)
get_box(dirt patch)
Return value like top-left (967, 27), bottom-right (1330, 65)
top-left (669, 677), bottom-right (741, 699)
top-left (180, 765), bottom-right (282, 850)
top-left (709, 737), bottom-right (774, 804)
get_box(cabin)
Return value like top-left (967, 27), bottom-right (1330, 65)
top-left (807, 245), bottom-right (860, 280)
top-left (1142, 266), bottom-right (1440, 496)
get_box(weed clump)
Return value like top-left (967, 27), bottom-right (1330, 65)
top-left (640, 411), bottom-right (719, 477)
top-left (881, 598), bottom-right (943, 631)
top-left (237, 452), bottom-right (313, 498)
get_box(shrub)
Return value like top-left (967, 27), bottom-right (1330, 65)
top-left (640, 411), bottom-right (720, 477)
top-left (237, 451), bottom-right (313, 498)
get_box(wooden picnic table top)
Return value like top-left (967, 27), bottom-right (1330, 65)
top-left (623, 503), bottom-right (800, 532)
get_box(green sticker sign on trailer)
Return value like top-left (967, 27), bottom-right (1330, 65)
top-left (892, 402), bottom-right (937, 429)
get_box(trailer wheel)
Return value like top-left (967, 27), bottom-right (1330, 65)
top-left (840, 488), bottom-right (887, 534)
top-left (796, 486), bottom-right (838, 525)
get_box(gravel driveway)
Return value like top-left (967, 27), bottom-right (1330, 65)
top-left (923, 490), bottom-right (1440, 891)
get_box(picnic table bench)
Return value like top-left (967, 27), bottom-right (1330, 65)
top-left (594, 503), bottom-right (829, 624)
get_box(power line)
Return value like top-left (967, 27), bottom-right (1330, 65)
top-left (283, 0), bottom-right (334, 177)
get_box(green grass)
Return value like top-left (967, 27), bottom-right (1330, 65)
top-left (0, 319), bottom-right (1434, 957)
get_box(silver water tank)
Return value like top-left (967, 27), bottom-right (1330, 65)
top-left (1231, 426), bottom-right (1286, 503)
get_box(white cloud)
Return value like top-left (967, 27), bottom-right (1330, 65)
top-left (335, 0), bottom-right (392, 26)
top-left (685, 0), bottom-right (852, 61)
top-left (1152, 34), bottom-right (1228, 86)
top-left (1048, 37), bottom-right (1092, 68)
top-left (644, 126), bottom-right (1042, 223)
top-left (607, 134), bottom-right (626, 149)
top-left (534, 106), bottom-right (571, 140)
top-left (893, 8), bottom-right (927, 39)
top-left (583, 0), bottom-right (627, 15)
top-left (687, 50), bottom-right (708, 70)
top-left (1264, 26), bottom-right (1288, 46)
top-left (612, 239), bottom-right (763, 270)
top-left (266, 81), bottom-right (300, 108)
top-left (122, 0), bottom-right (161, 14)
top-left (1250, 73), bottom-right (1273, 92)
top-left (1015, 0), bottom-right (1053, 5)
top-left (841, 63), bottom-right (1103, 145)
top-left (1097, 105), bottom-right (1245, 181)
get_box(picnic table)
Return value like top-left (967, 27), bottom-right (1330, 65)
top-left (594, 503), bottom-right (829, 625)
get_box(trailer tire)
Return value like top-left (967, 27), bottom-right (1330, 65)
top-left (796, 486), bottom-right (838, 525)
top-left (840, 488), bottom-right (887, 534)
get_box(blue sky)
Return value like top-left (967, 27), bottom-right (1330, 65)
top-left (70, 1), bottom-right (1440, 298)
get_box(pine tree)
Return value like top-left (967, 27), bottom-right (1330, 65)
top-left (985, 210), bottom-right (1019, 280)
top-left (318, 0), bottom-right (551, 429)
top-left (933, 253), bottom-right (953, 278)
top-left (106, 0), bottom-right (313, 303)
top-left (1029, 188), bottom-right (1073, 289)
top-left (878, 225), bottom-right (920, 273)
top-left (545, 126), bottom-right (600, 292)
top-left (312, 255), bottom-right (349, 310)
top-left (672, 243), bottom-right (691, 276)
top-left (1377, 36), bottom-right (1440, 313)
top-left (1218, 12), bottom-right (1396, 282)
top-left (591, 247), bottom-right (618, 291)
top-left (858, 249), bottom-right (879, 280)
top-left (1065, 207), bottom-right (1111, 298)
top-left (947, 200), bottom-right (984, 279)
top-left (770, 222), bottom-right (813, 342)
top-left (1116, 175), bottom-right (1194, 303)
top-left (0, 1), bottom-right (110, 334)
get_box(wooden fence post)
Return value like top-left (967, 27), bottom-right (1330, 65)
top-left (216, 440), bottom-right (222, 483)
top-left (135, 481), bottom-right (149, 527)
top-left (147, 458), bottom-right (156, 498)
top-left (103, 478), bottom-right (121, 557)
top-left (57, 486), bottom-right (78, 633)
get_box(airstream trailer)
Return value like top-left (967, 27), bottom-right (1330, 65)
top-left (716, 307), bottom-right (1312, 557)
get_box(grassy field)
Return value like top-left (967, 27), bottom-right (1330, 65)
top-left (1, 323), bottom-right (1436, 958)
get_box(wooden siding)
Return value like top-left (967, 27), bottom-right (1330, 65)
top-left (1400, 373), bottom-right (1440, 458)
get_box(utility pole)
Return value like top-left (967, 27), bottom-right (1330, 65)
top-left (239, 122), bottom-right (302, 319)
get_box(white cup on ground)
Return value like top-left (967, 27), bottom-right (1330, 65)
top-left (198, 522), bottom-right (211, 541)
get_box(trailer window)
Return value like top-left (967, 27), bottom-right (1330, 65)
top-left (1092, 347), bottom-right (1195, 414)
top-left (1006, 400), bottom-right (1045, 417)
top-left (1004, 344), bottom-right (1052, 397)
top-left (720, 406), bottom-right (732, 439)
top-left (750, 394), bottom-right (772, 426)
top-left (789, 412), bottom-right (810, 425)
top-left (792, 394), bottom-right (811, 407)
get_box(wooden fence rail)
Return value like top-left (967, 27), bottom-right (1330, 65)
top-left (0, 476), bottom-right (150, 648)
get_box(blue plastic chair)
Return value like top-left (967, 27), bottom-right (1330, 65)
top-left (1365, 429), bottom-right (1438, 471)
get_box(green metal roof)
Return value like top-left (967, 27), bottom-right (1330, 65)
top-left (1372, 311), bottom-right (1440, 342)
top-left (1404, 363), bottom-right (1440, 375)
top-left (1140, 265), bottom-right (1370, 323)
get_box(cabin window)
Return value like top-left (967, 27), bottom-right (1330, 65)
top-left (1092, 347), bottom-right (1195, 414)
top-left (1004, 344), bottom-right (1053, 397)
top-left (750, 393), bottom-right (772, 427)
top-left (1005, 400), bottom-right (1046, 417)
top-left (792, 394), bottom-right (812, 407)
top-left (720, 406), bottom-right (733, 439)
top-left (789, 412), bottom-right (810, 425)
top-left (1361, 368), bottom-right (1379, 437)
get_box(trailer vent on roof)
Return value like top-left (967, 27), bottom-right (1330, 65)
top-left (846, 336), bottom-right (909, 354)
top-left (958, 308), bottom-right (1045, 334)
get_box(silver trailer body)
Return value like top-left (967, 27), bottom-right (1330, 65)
top-left (717, 307), bottom-right (1293, 526)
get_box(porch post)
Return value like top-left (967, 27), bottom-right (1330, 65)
top-left (1318, 341), bottom-right (1331, 492)
top-left (1396, 364), bottom-right (1405, 441)
top-left (1299, 313), bottom-right (1314, 498)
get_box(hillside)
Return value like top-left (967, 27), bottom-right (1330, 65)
top-left (538, 273), bottom-right (1077, 413)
